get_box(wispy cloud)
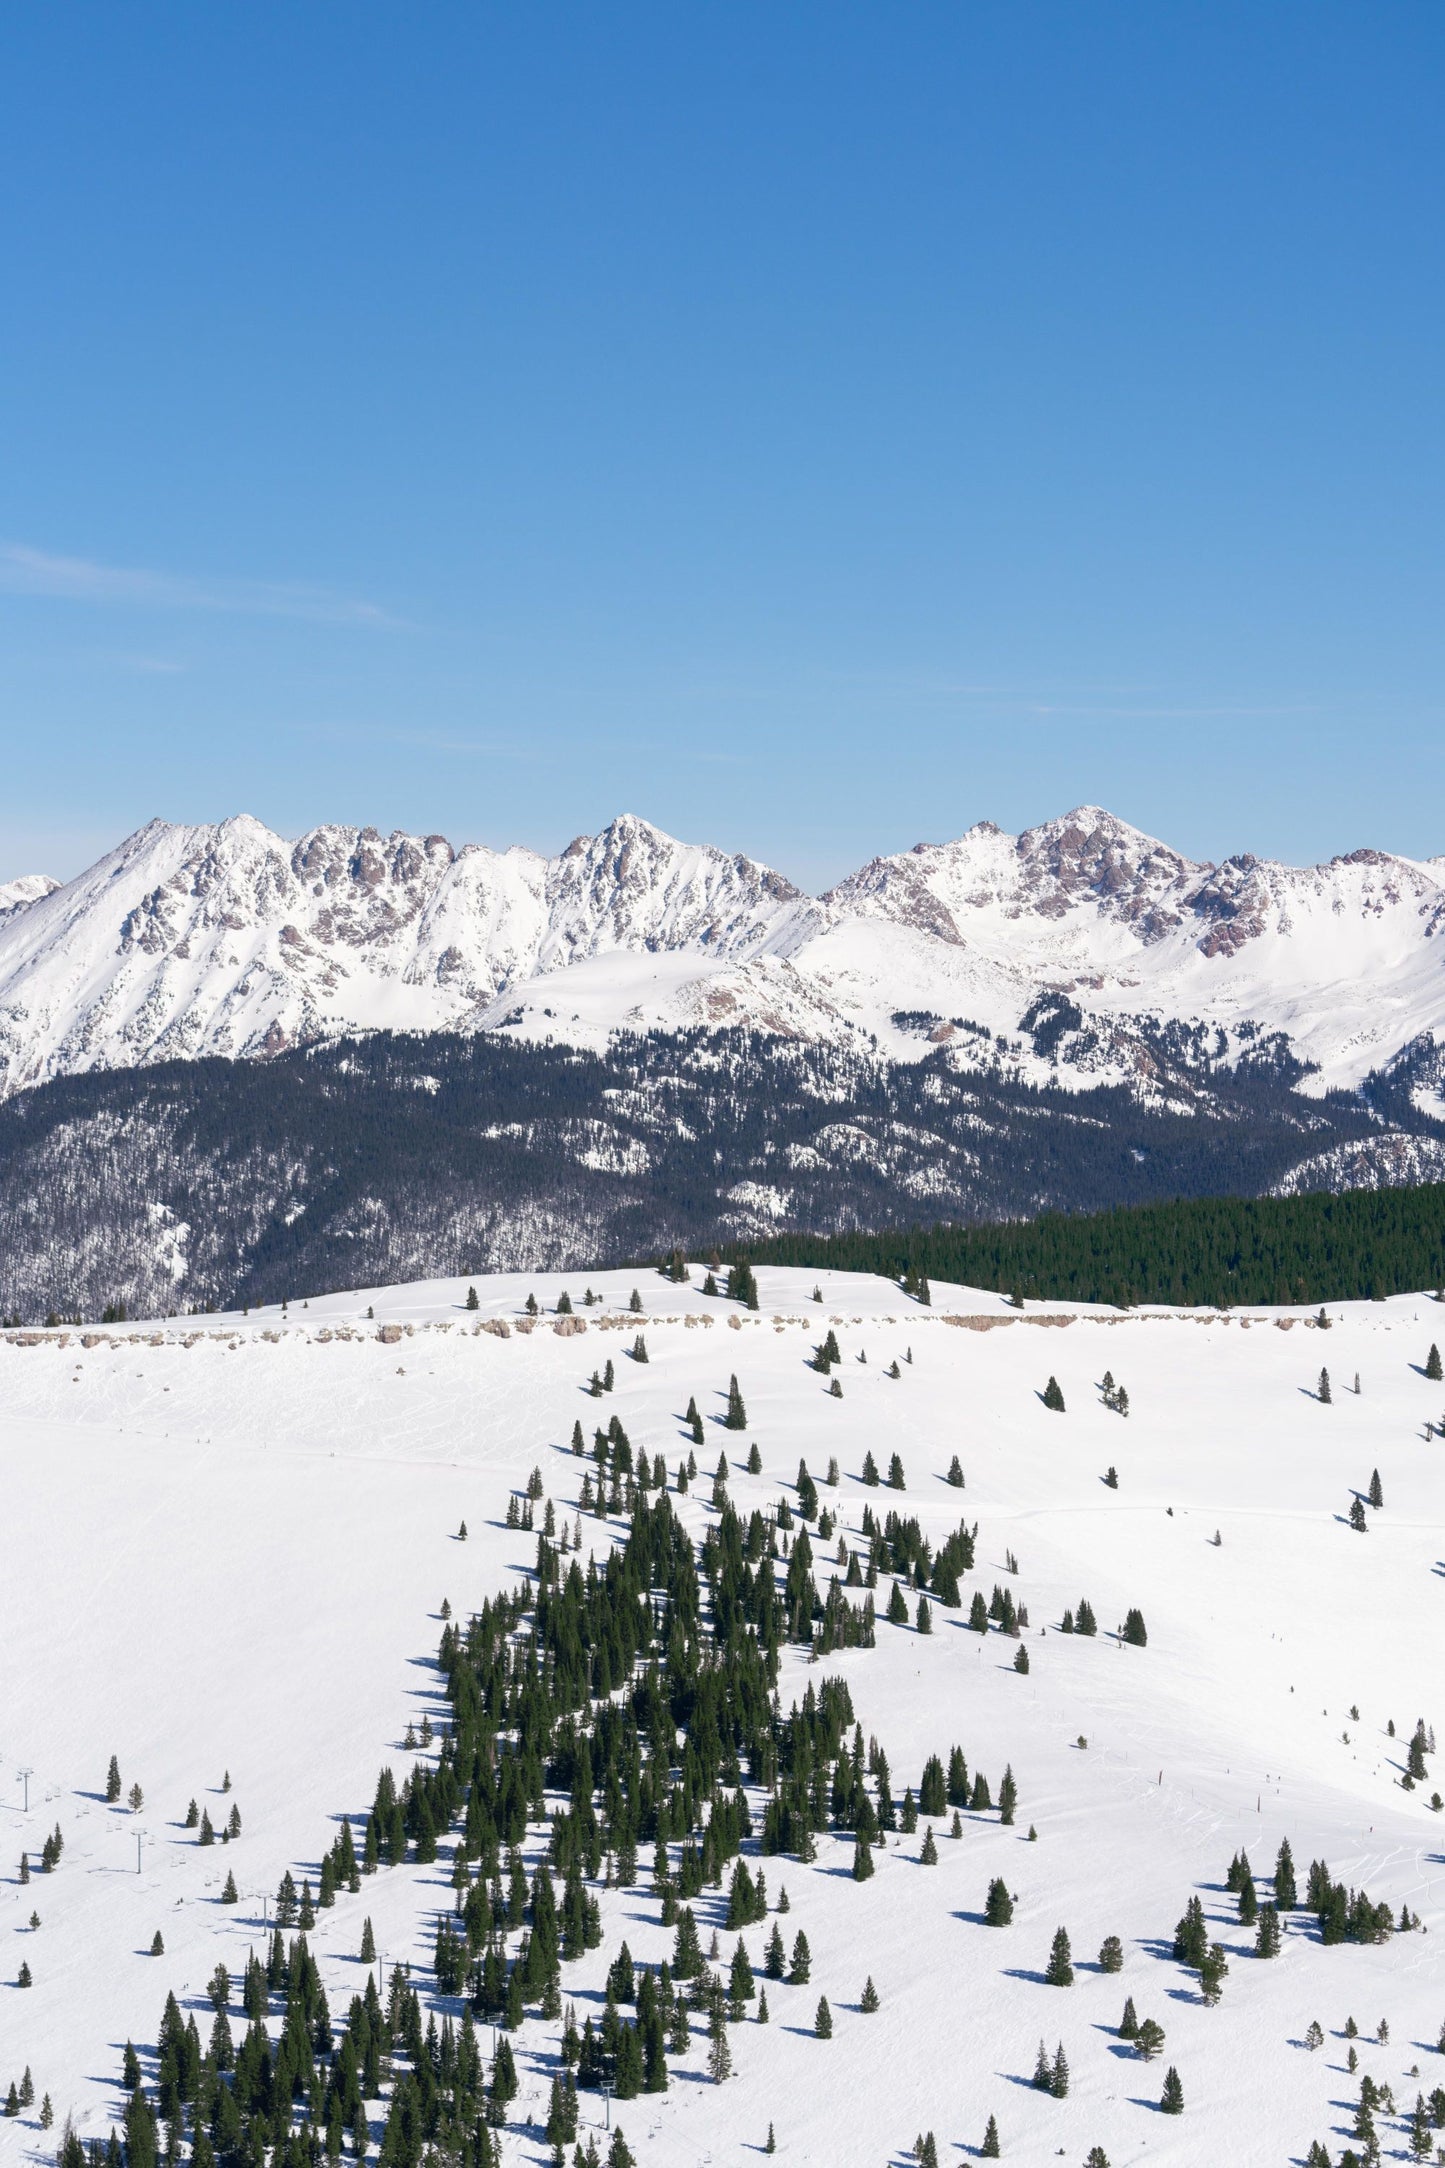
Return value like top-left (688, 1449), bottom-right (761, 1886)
top-left (0, 543), bottom-right (400, 628)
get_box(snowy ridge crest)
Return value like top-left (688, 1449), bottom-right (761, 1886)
top-left (2, 805), bottom-right (1445, 1096)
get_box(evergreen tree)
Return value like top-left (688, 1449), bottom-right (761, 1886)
top-left (1032, 2038), bottom-right (1052, 2091)
top-left (852, 1831), bottom-right (875, 1881)
top-left (1098, 1935), bottom-right (1123, 1972)
top-left (1013, 1645), bottom-right (1030, 1674)
top-left (706, 2003), bottom-right (732, 2083)
top-left (1051, 2043), bottom-right (1069, 2097)
top-left (1428, 1343), bottom-right (1442, 1381)
top-left (1045, 1926), bottom-right (1074, 1985)
top-left (724, 1375), bottom-right (748, 1431)
top-left (916, 1596), bottom-right (933, 1635)
top-left (1368, 1467), bottom-right (1383, 1508)
top-left (764, 1922), bottom-right (786, 1979)
top-left (150, 1931), bottom-right (164, 1956)
top-left (814, 1995), bottom-right (832, 2038)
top-left (789, 1931), bottom-right (811, 1983)
top-left (1118, 1997), bottom-right (1138, 2039)
top-left (1076, 1598), bottom-right (1097, 1635)
top-left (1318, 1367), bottom-right (1332, 1404)
top-left (984, 1877), bottom-right (1013, 1926)
top-left (1042, 1376), bottom-right (1065, 1412)
top-left (1275, 1837), bottom-right (1298, 1908)
top-left (947, 1455), bottom-right (964, 1487)
top-left (1254, 1903), bottom-right (1281, 1958)
top-left (220, 1871), bottom-right (238, 1903)
top-left (980, 2113), bottom-right (1000, 2157)
top-left (860, 1975), bottom-right (880, 2011)
top-left (887, 1581), bottom-right (908, 1625)
top-left (1198, 1942), bottom-right (1228, 2005)
top-left (1122, 1608), bottom-right (1147, 1647)
top-left (887, 1453), bottom-right (906, 1490)
top-left (1349, 1496), bottom-right (1368, 1532)
top-left (106, 1755), bottom-right (121, 1803)
top-left (1135, 2018), bottom-right (1166, 2062)
top-left (1160, 2066), bottom-right (1184, 2115)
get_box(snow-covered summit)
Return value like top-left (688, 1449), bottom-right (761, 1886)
top-left (2, 804), bottom-right (1445, 1095)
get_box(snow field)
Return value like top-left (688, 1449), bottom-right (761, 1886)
top-left (2, 1266), bottom-right (1445, 2166)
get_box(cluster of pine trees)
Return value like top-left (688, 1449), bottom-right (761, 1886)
top-left (96, 1348), bottom-right (1030, 2168)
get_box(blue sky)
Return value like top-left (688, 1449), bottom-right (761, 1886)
top-left (1, 4), bottom-right (1442, 889)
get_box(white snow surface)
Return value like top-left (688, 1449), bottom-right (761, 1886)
top-left (4, 806), bottom-right (1445, 1094)
top-left (3, 1264), bottom-right (1445, 2166)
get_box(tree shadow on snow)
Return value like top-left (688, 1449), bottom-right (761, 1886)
top-left (1000, 1966), bottom-right (1050, 1987)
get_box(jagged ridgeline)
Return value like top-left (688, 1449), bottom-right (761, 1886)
top-left (0, 1022), bottom-right (1417, 1321)
top-left (740, 1183), bottom-right (1445, 1309)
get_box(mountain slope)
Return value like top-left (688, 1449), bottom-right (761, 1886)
top-left (3, 1265), bottom-right (1444, 2168)
top-left (3, 806), bottom-right (1445, 1101)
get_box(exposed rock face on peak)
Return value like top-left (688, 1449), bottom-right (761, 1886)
top-left (2, 804), bottom-right (1445, 1101)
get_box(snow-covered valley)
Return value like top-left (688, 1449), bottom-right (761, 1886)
top-left (3, 1265), bottom-right (1444, 2167)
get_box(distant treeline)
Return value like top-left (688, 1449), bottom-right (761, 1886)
top-left (734, 1186), bottom-right (1445, 1308)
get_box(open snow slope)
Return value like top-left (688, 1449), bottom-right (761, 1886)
top-left (5, 806), bottom-right (1445, 1096)
top-left (2, 1266), bottom-right (1445, 2166)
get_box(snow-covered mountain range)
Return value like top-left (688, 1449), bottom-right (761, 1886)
top-left (3, 806), bottom-right (1445, 1099)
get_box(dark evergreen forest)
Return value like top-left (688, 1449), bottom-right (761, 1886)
top-left (0, 1023), bottom-right (1436, 1320)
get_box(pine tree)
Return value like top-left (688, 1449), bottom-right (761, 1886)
top-left (1042, 1376), bottom-right (1065, 1412)
top-left (1274, 1836), bottom-right (1297, 1908)
top-left (150, 1930), bottom-right (164, 1956)
top-left (220, 1871), bottom-right (238, 1903)
top-left (1051, 2043), bottom-right (1069, 2097)
top-left (764, 1922), bottom-right (786, 1979)
top-left (1013, 1644), bottom-right (1030, 1674)
top-left (706, 2002), bottom-right (732, 2083)
top-left (887, 1453), bottom-right (906, 1490)
top-left (466, 1285), bottom-right (479, 1310)
top-left (1350, 1495), bottom-right (1368, 1532)
top-left (789, 1931), bottom-right (811, 1983)
top-left (1368, 1467), bottom-right (1383, 1508)
top-left (860, 1975), bottom-right (880, 2012)
top-left (1160, 2066), bottom-right (1184, 2115)
top-left (1098, 1935), bottom-right (1123, 1972)
top-left (1118, 1997), bottom-right (1138, 2039)
top-left (1135, 2017), bottom-right (1166, 2061)
top-left (724, 1375), bottom-right (748, 1430)
top-left (1122, 1608), bottom-right (1147, 1647)
top-left (1198, 1941), bottom-right (1228, 2005)
top-left (814, 1995), bottom-right (832, 2038)
top-left (1045, 1926), bottom-right (1074, 1985)
top-left (947, 1455), bottom-right (964, 1487)
top-left (360, 1916), bottom-right (376, 1962)
top-left (1428, 1343), bottom-right (1442, 1381)
top-left (1076, 1598), bottom-right (1097, 1635)
top-left (887, 1581), bottom-right (908, 1625)
top-left (106, 1755), bottom-right (121, 1803)
top-left (4, 2087), bottom-right (16, 2119)
top-left (18, 2070), bottom-right (33, 2109)
top-left (916, 1596), bottom-right (933, 1635)
top-left (1254, 1903), bottom-right (1281, 1957)
top-left (1032, 2038), bottom-right (1052, 2091)
top-left (920, 1824), bottom-right (938, 1864)
top-left (38, 2096), bottom-right (52, 2131)
top-left (764, 2126), bottom-right (776, 2156)
top-left (17, 1960), bottom-right (31, 1987)
top-left (980, 2113), bottom-right (1000, 2157)
top-left (984, 1877), bottom-right (1013, 1926)
top-left (1318, 1367), bottom-right (1332, 1404)
top-left (852, 1832), bottom-right (875, 1881)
